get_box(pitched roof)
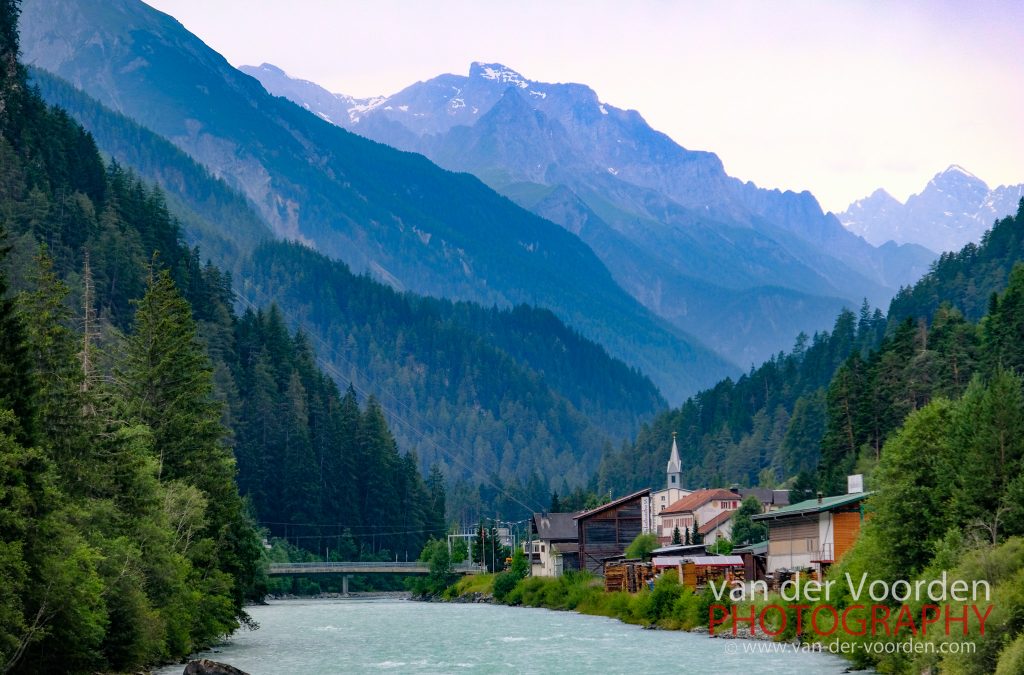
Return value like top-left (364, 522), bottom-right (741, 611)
top-left (699, 509), bottom-right (736, 535)
top-left (667, 433), bottom-right (681, 474)
top-left (531, 512), bottom-right (579, 541)
top-left (732, 540), bottom-right (769, 555)
top-left (751, 492), bottom-right (871, 520)
top-left (739, 487), bottom-right (791, 507)
top-left (683, 555), bottom-right (744, 567)
top-left (662, 488), bottom-right (738, 515)
top-left (651, 543), bottom-right (707, 555)
top-left (574, 488), bottom-right (651, 521)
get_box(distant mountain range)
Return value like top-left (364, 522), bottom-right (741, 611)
top-left (840, 165), bottom-right (1024, 253)
top-left (19, 0), bottom-right (736, 404)
top-left (242, 61), bottom-right (936, 367)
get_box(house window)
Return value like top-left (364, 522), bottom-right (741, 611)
top-left (671, 476), bottom-right (676, 484)
top-left (541, 545), bottom-right (545, 552)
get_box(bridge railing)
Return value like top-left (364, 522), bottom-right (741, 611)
top-left (267, 561), bottom-right (485, 572)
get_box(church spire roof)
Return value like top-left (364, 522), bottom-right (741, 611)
top-left (667, 431), bottom-right (681, 476)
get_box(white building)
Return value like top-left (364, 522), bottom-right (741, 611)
top-left (657, 488), bottom-right (742, 544)
top-left (526, 512), bottom-right (579, 576)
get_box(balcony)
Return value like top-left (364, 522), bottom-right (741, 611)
top-left (810, 543), bottom-right (834, 563)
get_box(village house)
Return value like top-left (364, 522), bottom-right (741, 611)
top-left (656, 488), bottom-right (742, 544)
top-left (751, 484), bottom-right (870, 575)
top-left (737, 486), bottom-right (791, 512)
top-left (526, 511), bottom-right (580, 577)
top-left (575, 488), bottom-right (651, 574)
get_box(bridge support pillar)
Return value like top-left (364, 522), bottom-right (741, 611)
top-left (342, 575), bottom-right (352, 597)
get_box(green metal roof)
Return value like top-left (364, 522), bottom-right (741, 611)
top-left (751, 492), bottom-right (871, 520)
top-left (732, 540), bottom-right (768, 554)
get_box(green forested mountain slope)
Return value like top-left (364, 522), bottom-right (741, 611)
top-left (0, 6), bottom-right (443, 667)
top-left (816, 235), bottom-right (1024, 674)
top-left (598, 305), bottom-right (886, 493)
top-left (28, 66), bottom-right (272, 267)
top-left (18, 0), bottom-right (736, 402)
top-left (24, 63), bottom-right (666, 500)
top-left (607, 201), bottom-right (1024, 495)
top-left (888, 204), bottom-right (1024, 324)
top-left (239, 241), bottom-right (663, 488)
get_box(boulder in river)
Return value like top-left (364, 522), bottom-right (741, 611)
top-left (182, 659), bottom-right (249, 675)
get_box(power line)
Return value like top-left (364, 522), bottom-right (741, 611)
top-left (259, 520), bottom-right (464, 530)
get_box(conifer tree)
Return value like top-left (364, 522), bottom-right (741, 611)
top-left (18, 246), bottom-right (87, 475)
top-left (426, 463), bottom-right (448, 540)
top-left (0, 226), bottom-right (35, 443)
top-left (119, 265), bottom-right (223, 482)
top-left (118, 266), bottom-right (258, 625)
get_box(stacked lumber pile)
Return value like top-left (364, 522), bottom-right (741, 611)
top-left (604, 561), bottom-right (653, 592)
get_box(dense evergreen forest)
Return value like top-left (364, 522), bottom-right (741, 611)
top-left (824, 255), bottom-right (1024, 673)
top-left (604, 201), bottom-right (1024, 498)
top-left (0, 2), bottom-right (443, 669)
top-left (27, 66), bottom-right (270, 269)
top-left (240, 241), bottom-right (662, 489)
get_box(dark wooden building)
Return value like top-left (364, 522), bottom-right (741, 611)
top-left (732, 540), bottom-right (768, 583)
top-left (575, 489), bottom-right (651, 575)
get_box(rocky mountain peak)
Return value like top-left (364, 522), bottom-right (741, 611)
top-left (469, 62), bottom-right (530, 88)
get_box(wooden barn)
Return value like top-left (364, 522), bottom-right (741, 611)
top-left (575, 489), bottom-right (651, 575)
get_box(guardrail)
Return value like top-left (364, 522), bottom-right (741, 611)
top-left (272, 561), bottom-right (426, 570)
top-left (266, 561), bottom-right (486, 575)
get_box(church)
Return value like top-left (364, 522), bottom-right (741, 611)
top-left (649, 432), bottom-right (691, 520)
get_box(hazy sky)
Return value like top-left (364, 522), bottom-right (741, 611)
top-left (145, 0), bottom-right (1024, 212)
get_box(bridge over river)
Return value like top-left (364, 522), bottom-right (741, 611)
top-left (267, 561), bottom-right (485, 594)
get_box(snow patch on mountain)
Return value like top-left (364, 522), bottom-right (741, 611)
top-left (472, 62), bottom-right (529, 88)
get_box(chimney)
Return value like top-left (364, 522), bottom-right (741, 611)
top-left (816, 491), bottom-right (823, 504)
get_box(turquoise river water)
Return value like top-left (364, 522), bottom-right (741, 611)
top-left (155, 598), bottom-right (855, 674)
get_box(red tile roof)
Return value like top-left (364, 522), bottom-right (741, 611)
top-left (662, 488), bottom-right (739, 515)
top-left (699, 509), bottom-right (736, 535)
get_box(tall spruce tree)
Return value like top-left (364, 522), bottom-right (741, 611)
top-left (0, 227), bottom-right (35, 443)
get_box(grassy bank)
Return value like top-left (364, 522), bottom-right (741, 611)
top-left (448, 570), bottom-right (723, 631)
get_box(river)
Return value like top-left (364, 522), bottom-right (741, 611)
top-left (155, 599), bottom-right (852, 674)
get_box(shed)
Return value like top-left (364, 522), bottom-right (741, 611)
top-left (575, 489), bottom-right (651, 575)
top-left (733, 540), bottom-right (768, 582)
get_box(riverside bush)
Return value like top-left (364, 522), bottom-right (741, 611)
top-left (492, 572), bottom-right (519, 601)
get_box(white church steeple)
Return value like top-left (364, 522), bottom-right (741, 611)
top-left (666, 431), bottom-right (682, 489)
